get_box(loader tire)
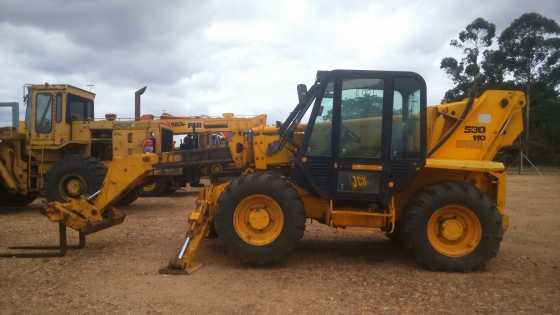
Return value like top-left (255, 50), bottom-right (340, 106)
top-left (46, 155), bottom-right (106, 202)
top-left (141, 178), bottom-right (170, 197)
top-left (402, 181), bottom-right (502, 272)
top-left (115, 187), bottom-right (140, 206)
top-left (0, 185), bottom-right (36, 207)
top-left (214, 172), bottom-right (305, 265)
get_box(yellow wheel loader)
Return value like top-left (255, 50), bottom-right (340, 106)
top-left (4, 70), bottom-right (525, 272)
top-left (0, 85), bottom-right (174, 209)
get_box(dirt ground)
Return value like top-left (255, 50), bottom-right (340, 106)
top-left (1, 174), bottom-right (559, 314)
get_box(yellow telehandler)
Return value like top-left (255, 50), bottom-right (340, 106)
top-left (4, 70), bottom-right (525, 272)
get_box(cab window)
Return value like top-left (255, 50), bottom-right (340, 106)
top-left (55, 94), bottom-right (63, 122)
top-left (67, 94), bottom-right (94, 122)
top-left (305, 82), bottom-right (334, 156)
top-left (338, 78), bottom-right (384, 159)
top-left (392, 78), bottom-right (422, 159)
top-left (36, 93), bottom-right (53, 133)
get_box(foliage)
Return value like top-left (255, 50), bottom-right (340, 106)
top-left (441, 13), bottom-right (560, 165)
top-left (440, 18), bottom-right (496, 101)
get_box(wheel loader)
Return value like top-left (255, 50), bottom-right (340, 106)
top-left (6, 70), bottom-right (525, 272)
top-left (0, 84), bottom-right (174, 208)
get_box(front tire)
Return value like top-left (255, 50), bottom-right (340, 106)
top-left (214, 172), bottom-right (305, 265)
top-left (46, 155), bottom-right (106, 202)
top-left (402, 181), bottom-right (502, 272)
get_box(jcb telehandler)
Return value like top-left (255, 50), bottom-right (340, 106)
top-left (8, 70), bottom-right (525, 272)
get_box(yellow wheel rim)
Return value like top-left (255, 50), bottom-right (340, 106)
top-left (427, 205), bottom-right (482, 257)
top-left (143, 182), bottom-right (156, 192)
top-left (233, 194), bottom-right (284, 246)
top-left (60, 175), bottom-right (86, 198)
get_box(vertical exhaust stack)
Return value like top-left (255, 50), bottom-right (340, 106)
top-left (135, 86), bottom-right (147, 121)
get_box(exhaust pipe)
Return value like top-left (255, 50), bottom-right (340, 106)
top-left (134, 86), bottom-right (147, 120)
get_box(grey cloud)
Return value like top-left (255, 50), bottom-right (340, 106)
top-left (0, 0), bottom-right (558, 123)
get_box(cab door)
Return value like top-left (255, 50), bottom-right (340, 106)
top-left (332, 74), bottom-right (390, 202)
top-left (30, 90), bottom-right (57, 146)
top-left (294, 70), bottom-right (426, 202)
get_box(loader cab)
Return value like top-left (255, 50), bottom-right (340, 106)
top-left (24, 84), bottom-right (95, 147)
top-left (294, 70), bottom-right (426, 204)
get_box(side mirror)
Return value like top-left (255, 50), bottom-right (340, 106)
top-left (297, 84), bottom-right (308, 103)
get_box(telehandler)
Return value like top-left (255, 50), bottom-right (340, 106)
top-left (4, 70), bottom-right (525, 272)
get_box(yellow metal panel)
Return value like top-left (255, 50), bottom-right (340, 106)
top-left (351, 164), bottom-right (383, 171)
top-left (426, 158), bottom-right (504, 172)
top-left (330, 210), bottom-right (386, 228)
top-left (428, 90), bottom-right (525, 161)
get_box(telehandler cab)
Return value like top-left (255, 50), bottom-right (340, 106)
top-left (3, 70), bottom-right (525, 272)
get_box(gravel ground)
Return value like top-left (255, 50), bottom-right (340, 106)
top-left (1, 174), bottom-right (559, 314)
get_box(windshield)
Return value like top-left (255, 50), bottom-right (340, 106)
top-left (67, 94), bottom-right (94, 122)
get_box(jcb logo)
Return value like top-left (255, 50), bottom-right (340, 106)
top-left (351, 175), bottom-right (368, 190)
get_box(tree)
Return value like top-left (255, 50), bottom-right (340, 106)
top-left (499, 12), bottom-right (560, 161)
top-left (440, 18), bottom-right (497, 102)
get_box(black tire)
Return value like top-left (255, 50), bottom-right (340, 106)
top-left (0, 184), bottom-right (36, 207)
top-left (401, 181), bottom-right (502, 272)
top-left (214, 172), bottom-right (306, 265)
top-left (164, 185), bottom-right (178, 194)
top-left (141, 178), bottom-right (170, 197)
top-left (115, 187), bottom-right (140, 206)
top-left (45, 155), bottom-right (106, 202)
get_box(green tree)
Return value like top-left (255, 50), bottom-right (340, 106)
top-left (440, 18), bottom-right (497, 102)
top-left (499, 12), bottom-right (560, 161)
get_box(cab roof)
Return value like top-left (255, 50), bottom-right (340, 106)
top-left (29, 83), bottom-right (96, 99)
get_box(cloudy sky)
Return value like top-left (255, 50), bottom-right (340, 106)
top-left (0, 0), bottom-right (558, 123)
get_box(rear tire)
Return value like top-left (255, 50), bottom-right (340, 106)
top-left (214, 172), bottom-right (305, 265)
top-left (115, 187), bottom-right (140, 206)
top-left (401, 181), bottom-right (502, 272)
top-left (141, 178), bottom-right (170, 196)
top-left (45, 155), bottom-right (106, 202)
top-left (0, 185), bottom-right (36, 207)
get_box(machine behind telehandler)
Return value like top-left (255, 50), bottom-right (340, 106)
top-left (6, 70), bottom-right (525, 272)
top-left (0, 84), bottom-right (174, 209)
